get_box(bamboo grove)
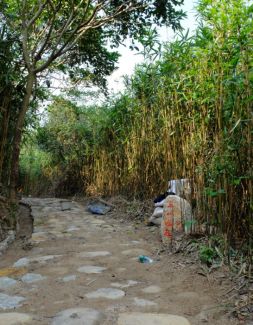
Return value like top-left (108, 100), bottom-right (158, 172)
top-left (20, 0), bottom-right (252, 250)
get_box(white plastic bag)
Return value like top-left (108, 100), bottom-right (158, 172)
top-left (154, 199), bottom-right (165, 207)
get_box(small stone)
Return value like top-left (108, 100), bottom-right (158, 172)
top-left (0, 293), bottom-right (25, 310)
top-left (121, 249), bottom-right (150, 256)
top-left (79, 251), bottom-right (111, 258)
top-left (61, 202), bottom-right (72, 211)
top-left (0, 312), bottom-right (33, 324)
top-left (67, 226), bottom-right (79, 232)
top-left (85, 288), bottom-right (125, 300)
top-left (13, 255), bottom-right (61, 268)
top-left (0, 277), bottom-right (17, 289)
top-left (133, 298), bottom-right (157, 307)
top-left (111, 280), bottom-right (138, 288)
top-left (21, 273), bottom-right (46, 283)
top-left (117, 312), bottom-right (191, 325)
top-left (34, 255), bottom-right (62, 263)
top-left (142, 285), bottom-right (161, 294)
top-left (62, 275), bottom-right (77, 282)
top-left (13, 257), bottom-right (30, 267)
top-left (77, 266), bottom-right (106, 274)
top-left (52, 307), bottom-right (105, 325)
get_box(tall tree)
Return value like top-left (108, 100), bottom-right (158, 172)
top-left (1, 0), bottom-right (185, 199)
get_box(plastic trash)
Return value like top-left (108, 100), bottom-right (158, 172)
top-left (138, 255), bottom-right (153, 264)
top-left (87, 202), bottom-right (111, 215)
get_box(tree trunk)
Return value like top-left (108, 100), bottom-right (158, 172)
top-left (0, 90), bottom-right (11, 183)
top-left (9, 72), bottom-right (35, 201)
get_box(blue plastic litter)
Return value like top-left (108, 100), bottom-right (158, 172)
top-left (87, 203), bottom-right (111, 215)
top-left (138, 255), bottom-right (154, 264)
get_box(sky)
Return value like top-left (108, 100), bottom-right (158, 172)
top-left (107, 0), bottom-right (198, 93)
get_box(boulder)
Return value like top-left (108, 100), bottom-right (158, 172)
top-left (161, 195), bottom-right (193, 247)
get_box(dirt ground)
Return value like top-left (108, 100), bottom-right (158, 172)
top-left (0, 198), bottom-right (245, 324)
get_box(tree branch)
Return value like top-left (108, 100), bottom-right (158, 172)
top-left (33, 12), bottom-right (57, 61)
top-left (27, 0), bottom-right (49, 28)
top-left (34, 1), bottom-right (145, 73)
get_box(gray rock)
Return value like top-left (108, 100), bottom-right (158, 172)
top-left (0, 312), bottom-right (33, 324)
top-left (13, 257), bottom-right (30, 267)
top-left (21, 273), bottom-right (46, 283)
top-left (0, 231), bottom-right (15, 256)
top-left (61, 201), bottom-right (72, 211)
top-left (62, 275), bottom-right (77, 282)
top-left (133, 298), bottom-right (157, 307)
top-left (34, 255), bottom-right (62, 263)
top-left (79, 251), bottom-right (111, 258)
top-left (0, 293), bottom-right (25, 310)
top-left (85, 288), bottom-right (125, 299)
top-left (111, 280), bottom-right (138, 288)
top-left (67, 226), bottom-right (79, 232)
top-left (161, 195), bottom-right (193, 247)
top-left (51, 307), bottom-right (105, 325)
top-left (0, 277), bottom-right (17, 289)
top-left (77, 266), bottom-right (106, 274)
top-left (117, 312), bottom-right (191, 325)
top-left (142, 285), bottom-right (161, 294)
top-left (131, 240), bottom-right (141, 244)
top-left (13, 255), bottom-right (61, 268)
top-left (121, 249), bottom-right (150, 256)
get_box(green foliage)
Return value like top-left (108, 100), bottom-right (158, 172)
top-left (19, 0), bottom-right (252, 253)
top-left (199, 245), bottom-right (217, 265)
top-left (19, 137), bottom-right (53, 195)
top-left (1, 0), bottom-right (186, 201)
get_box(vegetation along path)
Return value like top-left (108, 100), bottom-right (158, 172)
top-left (0, 198), bottom-right (237, 325)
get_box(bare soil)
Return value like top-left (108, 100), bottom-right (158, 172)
top-left (0, 197), bottom-right (245, 324)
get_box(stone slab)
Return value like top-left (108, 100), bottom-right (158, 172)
top-left (0, 277), bottom-right (17, 289)
top-left (121, 249), bottom-right (150, 256)
top-left (62, 275), bottom-right (77, 282)
top-left (133, 298), bottom-right (157, 307)
top-left (117, 313), bottom-right (191, 325)
top-left (77, 266), bottom-right (106, 274)
top-left (51, 307), bottom-right (105, 325)
top-left (13, 257), bottom-right (30, 267)
top-left (0, 293), bottom-right (25, 310)
top-left (111, 280), bottom-right (138, 288)
top-left (142, 285), bottom-right (161, 294)
top-left (0, 312), bottom-right (33, 325)
top-left (85, 288), bottom-right (125, 300)
top-left (21, 273), bottom-right (47, 283)
top-left (79, 251), bottom-right (111, 258)
top-left (13, 255), bottom-right (61, 268)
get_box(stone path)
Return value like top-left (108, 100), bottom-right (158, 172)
top-left (0, 198), bottom-right (236, 325)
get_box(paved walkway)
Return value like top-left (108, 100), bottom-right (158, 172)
top-left (0, 198), bottom-right (235, 324)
